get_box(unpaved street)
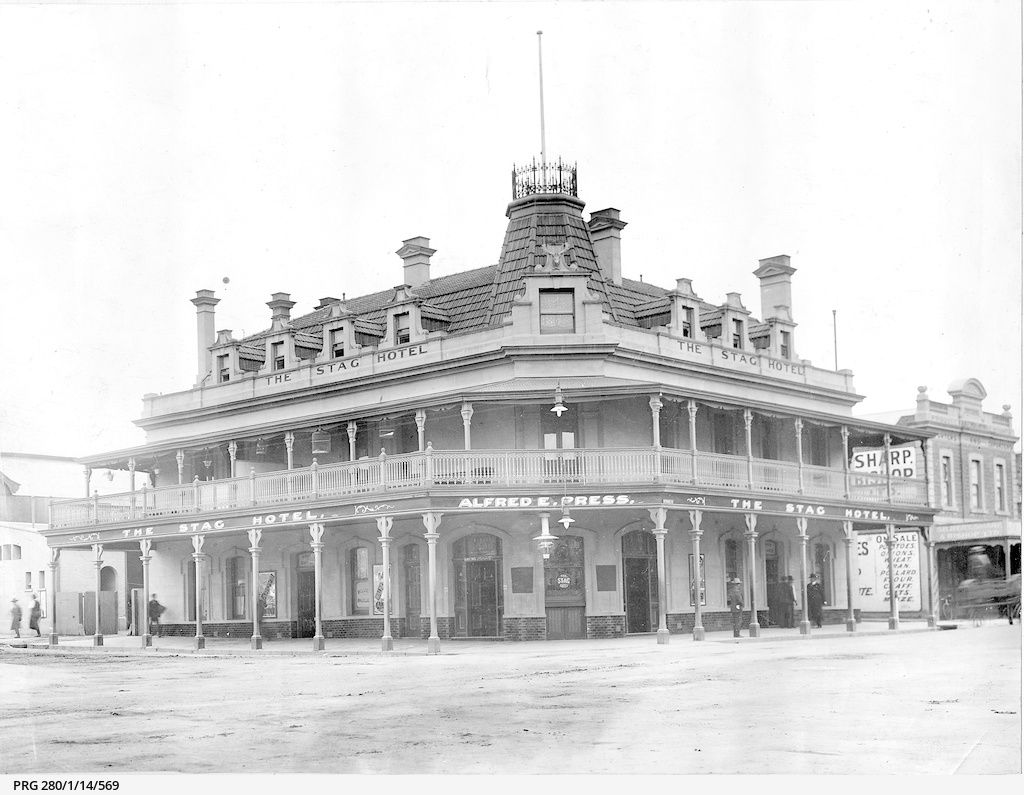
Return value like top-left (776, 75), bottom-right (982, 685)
top-left (0, 625), bottom-right (1019, 775)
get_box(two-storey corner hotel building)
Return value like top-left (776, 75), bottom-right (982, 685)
top-left (45, 161), bottom-right (940, 650)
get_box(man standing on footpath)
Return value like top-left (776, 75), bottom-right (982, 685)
top-left (781, 575), bottom-right (797, 628)
top-left (727, 574), bottom-right (744, 638)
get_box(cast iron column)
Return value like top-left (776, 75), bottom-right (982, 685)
top-left (743, 409), bottom-right (754, 490)
top-left (247, 528), bottom-right (263, 650)
top-left (687, 400), bottom-right (698, 484)
top-left (310, 523), bottom-right (326, 651)
top-left (797, 517), bottom-right (811, 635)
top-left (841, 521), bottom-right (856, 632)
top-left (840, 426), bottom-right (851, 500)
top-left (83, 466), bottom-right (92, 497)
top-left (176, 449), bottom-right (185, 485)
top-left (92, 543), bottom-right (104, 646)
top-left (794, 419), bottom-right (804, 494)
top-left (885, 523), bottom-right (900, 630)
top-left (140, 539), bottom-right (153, 647)
top-left (191, 534), bottom-right (205, 649)
top-left (423, 512), bottom-right (443, 654)
top-left (744, 513), bottom-right (760, 637)
top-left (47, 548), bottom-right (60, 646)
top-left (377, 515), bottom-right (394, 651)
top-left (228, 441), bottom-right (237, 479)
top-left (650, 395), bottom-right (663, 482)
top-left (461, 402), bottom-right (474, 450)
top-left (688, 509), bottom-right (705, 641)
top-left (926, 535), bottom-right (937, 627)
top-left (347, 421), bottom-right (358, 460)
top-left (415, 409), bottom-right (427, 452)
top-left (128, 457), bottom-right (137, 516)
top-left (285, 432), bottom-right (295, 470)
top-left (649, 507), bottom-right (669, 644)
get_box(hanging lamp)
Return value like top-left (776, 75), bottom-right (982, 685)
top-left (311, 428), bottom-right (331, 455)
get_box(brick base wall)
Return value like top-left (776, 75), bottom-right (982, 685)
top-left (667, 610), bottom-right (770, 633)
top-left (322, 618), bottom-right (405, 639)
top-left (159, 621), bottom-right (295, 639)
top-left (586, 615), bottom-right (625, 639)
top-left (502, 616), bottom-right (547, 641)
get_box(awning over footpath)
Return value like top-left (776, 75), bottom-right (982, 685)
top-left (931, 518), bottom-right (1021, 545)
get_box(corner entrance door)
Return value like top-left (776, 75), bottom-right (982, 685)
top-left (545, 535), bottom-right (586, 640)
top-left (466, 560), bottom-right (499, 637)
top-left (296, 551), bottom-right (315, 638)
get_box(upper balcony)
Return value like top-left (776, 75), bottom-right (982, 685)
top-left (51, 445), bottom-right (929, 530)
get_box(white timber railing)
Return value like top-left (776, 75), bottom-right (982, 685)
top-left (50, 447), bottom-right (929, 529)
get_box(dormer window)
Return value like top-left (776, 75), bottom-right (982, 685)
top-left (780, 330), bottom-right (791, 360)
top-left (539, 289), bottom-right (575, 334)
top-left (395, 312), bottom-right (411, 345)
top-left (217, 354), bottom-right (230, 383)
top-left (732, 319), bottom-right (744, 349)
top-left (330, 329), bottom-right (345, 359)
top-left (680, 307), bottom-right (693, 338)
top-left (271, 341), bottom-right (285, 371)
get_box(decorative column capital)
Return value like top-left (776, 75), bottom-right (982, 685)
top-left (796, 516), bottom-right (809, 539)
top-left (309, 523), bottom-right (326, 545)
top-left (687, 399), bottom-right (698, 420)
top-left (794, 417), bottom-right (803, 435)
top-left (127, 457), bottom-right (136, 472)
top-left (48, 548), bottom-right (61, 567)
top-left (228, 441), bottom-right (238, 459)
top-left (647, 506), bottom-right (668, 530)
top-left (376, 515), bottom-right (394, 539)
top-left (743, 408), bottom-right (753, 430)
top-left (247, 527), bottom-right (263, 551)
top-left (139, 539), bottom-right (153, 558)
top-left (415, 409), bottom-right (427, 430)
top-left (284, 432), bottom-right (295, 451)
top-left (840, 425), bottom-right (850, 443)
top-left (743, 512), bottom-right (757, 536)
top-left (422, 512), bottom-right (444, 535)
top-left (840, 520), bottom-right (855, 542)
top-left (461, 401), bottom-right (474, 424)
top-left (191, 534), bottom-right (205, 556)
top-left (92, 543), bottom-right (104, 563)
top-left (176, 449), bottom-right (185, 467)
top-left (649, 395), bottom-right (663, 414)
top-left (347, 421), bottom-right (358, 442)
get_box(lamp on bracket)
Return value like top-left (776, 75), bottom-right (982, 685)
top-left (311, 428), bottom-right (331, 455)
top-left (255, 437), bottom-right (268, 456)
top-left (202, 449), bottom-right (213, 469)
top-left (550, 383), bottom-right (567, 417)
top-left (533, 513), bottom-right (559, 560)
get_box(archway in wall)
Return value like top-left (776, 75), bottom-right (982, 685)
top-left (452, 533), bottom-right (503, 638)
top-left (622, 529), bottom-right (657, 634)
top-left (100, 566), bottom-right (117, 591)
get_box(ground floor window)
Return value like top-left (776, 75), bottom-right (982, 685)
top-left (350, 546), bottom-right (371, 615)
top-left (227, 556), bottom-right (248, 619)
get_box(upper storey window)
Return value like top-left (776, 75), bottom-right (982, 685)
top-left (731, 319), bottom-right (744, 349)
top-left (679, 307), bottom-right (693, 338)
top-left (330, 329), bottom-right (345, 359)
top-left (395, 313), bottom-right (411, 345)
top-left (970, 459), bottom-right (982, 510)
top-left (217, 354), bottom-right (230, 383)
top-left (271, 341), bottom-right (285, 371)
top-left (940, 454), bottom-right (954, 508)
top-left (780, 331), bottom-right (791, 360)
top-left (540, 289), bottom-right (575, 334)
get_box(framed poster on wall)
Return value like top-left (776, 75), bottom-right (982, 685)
top-left (258, 571), bottom-right (277, 618)
top-left (688, 553), bottom-right (706, 606)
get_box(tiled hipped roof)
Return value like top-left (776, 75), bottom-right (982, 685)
top-left (233, 199), bottom-right (754, 358)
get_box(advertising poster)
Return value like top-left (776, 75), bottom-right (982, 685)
top-left (372, 564), bottom-right (385, 615)
top-left (856, 531), bottom-right (921, 611)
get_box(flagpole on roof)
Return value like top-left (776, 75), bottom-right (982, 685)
top-left (537, 30), bottom-right (547, 171)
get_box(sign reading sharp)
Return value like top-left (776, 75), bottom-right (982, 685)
top-left (850, 443), bottom-right (919, 478)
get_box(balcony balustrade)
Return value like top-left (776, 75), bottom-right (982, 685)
top-left (50, 447), bottom-right (929, 529)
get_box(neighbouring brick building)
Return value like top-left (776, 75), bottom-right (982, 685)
top-left (41, 159), bottom-right (940, 650)
top-left (883, 380), bottom-right (1020, 608)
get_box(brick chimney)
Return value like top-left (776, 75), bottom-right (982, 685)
top-left (587, 208), bottom-right (627, 285)
top-left (190, 289), bottom-right (219, 385)
top-left (396, 237), bottom-right (436, 289)
top-left (267, 292), bottom-right (296, 330)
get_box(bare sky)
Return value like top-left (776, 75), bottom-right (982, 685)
top-left (0, 0), bottom-right (1020, 458)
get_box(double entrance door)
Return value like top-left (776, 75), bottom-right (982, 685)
top-left (456, 559), bottom-right (500, 637)
top-left (623, 530), bottom-right (659, 634)
top-left (297, 552), bottom-right (315, 638)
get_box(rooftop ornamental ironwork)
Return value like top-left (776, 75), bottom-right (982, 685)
top-left (512, 157), bottom-right (578, 199)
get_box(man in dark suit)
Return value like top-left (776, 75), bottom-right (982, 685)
top-left (781, 575), bottom-right (797, 628)
top-left (727, 574), bottom-right (745, 638)
top-left (807, 573), bottom-right (826, 628)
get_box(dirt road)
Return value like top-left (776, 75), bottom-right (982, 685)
top-left (0, 624), bottom-right (1019, 775)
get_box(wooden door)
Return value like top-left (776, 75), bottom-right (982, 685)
top-left (404, 545), bottom-right (422, 638)
top-left (466, 560), bottom-right (499, 637)
top-left (296, 570), bottom-right (315, 638)
top-left (547, 606), bottom-right (585, 640)
top-left (624, 558), bottom-right (654, 633)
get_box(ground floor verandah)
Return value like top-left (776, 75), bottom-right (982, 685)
top-left (41, 494), bottom-right (938, 651)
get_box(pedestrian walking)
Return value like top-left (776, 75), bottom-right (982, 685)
top-left (781, 575), bottom-right (797, 628)
top-left (807, 573), bottom-right (826, 628)
top-left (148, 594), bottom-right (165, 637)
top-left (10, 598), bottom-right (23, 638)
top-left (28, 594), bottom-right (41, 637)
top-left (727, 574), bottom-right (745, 638)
